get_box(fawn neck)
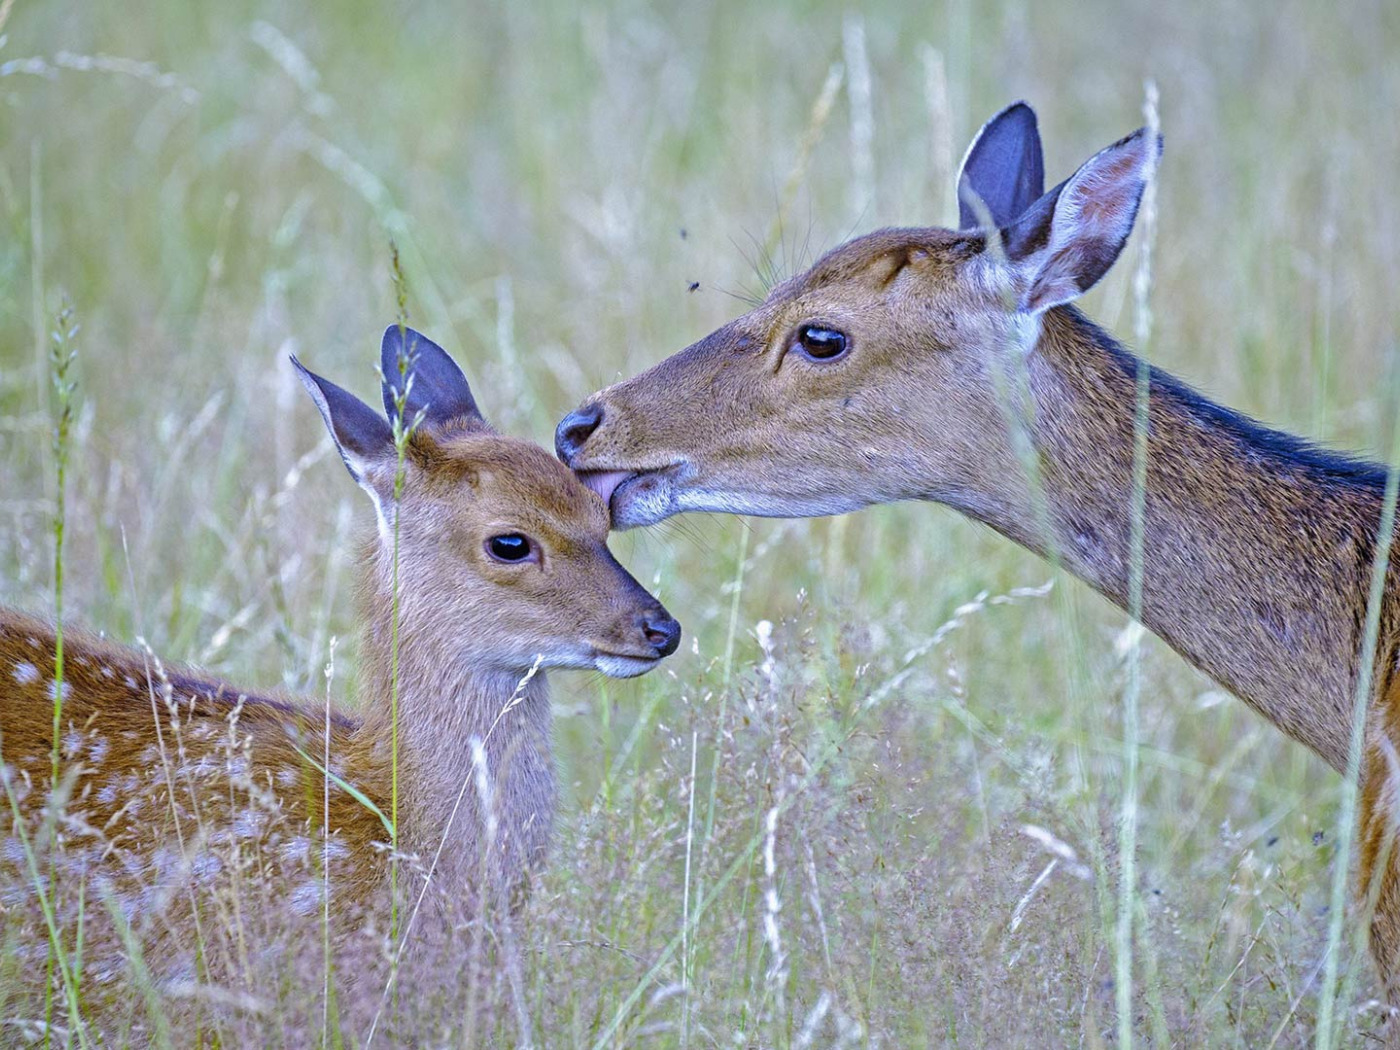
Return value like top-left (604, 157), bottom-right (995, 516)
top-left (949, 307), bottom-right (1392, 770)
top-left (354, 541), bottom-right (555, 895)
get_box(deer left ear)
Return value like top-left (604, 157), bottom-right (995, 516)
top-left (291, 356), bottom-right (394, 484)
top-left (957, 101), bottom-right (1046, 230)
top-left (1001, 127), bottom-right (1161, 315)
top-left (379, 325), bottom-right (488, 434)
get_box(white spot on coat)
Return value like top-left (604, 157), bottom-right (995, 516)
top-left (289, 879), bottom-right (323, 915)
top-left (232, 810), bottom-right (266, 839)
top-left (12, 662), bottom-right (39, 686)
top-left (176, 755), bottom-right (217, 779)
top-left (152, 847), bottom-right (181, 880)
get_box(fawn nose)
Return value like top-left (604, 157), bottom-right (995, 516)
top-left (555, 403), bottom-right (604, 464)
top-left (641, 608), bottom-right (682, 658)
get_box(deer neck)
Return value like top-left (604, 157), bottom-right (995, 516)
top-left (940, 307), bottom-right (1390, 770)
top-left (353, 552), bottom-right (556, 894)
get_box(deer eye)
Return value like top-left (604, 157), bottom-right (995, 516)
top-left (486, 533), bottom-right (535, 563)
top-left (794, 324), bottom-right (849, 361)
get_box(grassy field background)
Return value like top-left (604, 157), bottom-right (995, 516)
top-left (3, 0), bottom-right (1400, 1045)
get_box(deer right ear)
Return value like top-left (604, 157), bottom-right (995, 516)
top-left (957, 101), bottom-right (1046, 230)
top-left (291, 356), bottom-right (394, 485)
top-left (380, 325), bottom-right (487, 434)
top-left (1000, 127), bottom-right (1160, 315)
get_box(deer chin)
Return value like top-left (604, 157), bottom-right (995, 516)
top-left (667, 483), bottom-right (871, 522)
top-left (592, 652), bottom-right (662, 678)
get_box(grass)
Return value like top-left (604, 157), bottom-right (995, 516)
top-left (2, 0), bottom-right (1400, 1045)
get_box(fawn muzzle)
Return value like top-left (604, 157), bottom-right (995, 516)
top-left (592, 603), bottom-right (681, 678)
top-left (586, 554), bottom-right (682, 677)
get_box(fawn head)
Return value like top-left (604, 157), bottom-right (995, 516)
top-left (556, 103), bottom-right (1160, 526)
top-left (295, 326), bottom-right (680, 677)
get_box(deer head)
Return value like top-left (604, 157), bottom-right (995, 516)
top-left (555, 103), bottom-right (1160, 528)
top-left (296, 325), bottom-right (680, 677)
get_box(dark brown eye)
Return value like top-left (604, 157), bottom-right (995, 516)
top-left (795, 324), bottom-right (848, 361)
top-left (487, 533), bottom-right (533, 562)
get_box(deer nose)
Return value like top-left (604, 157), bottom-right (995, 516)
top-left (641, 608), bottom-right (682, 658)
top-left (555, 403), bottom-right (604, 464)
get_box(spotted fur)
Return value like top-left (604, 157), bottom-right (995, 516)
top-left (0, 327), bottom-right (679, 990)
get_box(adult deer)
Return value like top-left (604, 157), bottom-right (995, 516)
top-left (557, 104), bottom-right (1400, 1014)
top-left (1, 325), bottom-right (680, 985)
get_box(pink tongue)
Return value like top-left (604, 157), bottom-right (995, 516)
top-left (579, 471), bottom-right (630, 505)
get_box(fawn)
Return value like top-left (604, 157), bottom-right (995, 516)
top-left (0, 324), bottom-right (680, 988)
top-left (556, 102), bottom-right (1400, 1022)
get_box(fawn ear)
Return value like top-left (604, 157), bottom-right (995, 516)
top-left (957, 101), bottom-right (1045, 230)
top-left (999, 127), bottom-right (1160, 314)
top-left (291, 356), bottom-right (394, 485)
top-left (380, 325), bottom-right (487, 434)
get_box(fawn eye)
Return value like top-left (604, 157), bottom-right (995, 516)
top-left (486, 534), bottom-right (534, 563)
top-left (794, 324), bottom-right (849, 361)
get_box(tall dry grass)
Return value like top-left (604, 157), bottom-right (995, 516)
top-left (2, 0), bottom-right (1400, 1045)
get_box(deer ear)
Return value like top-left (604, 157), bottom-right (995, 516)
top-left (380, 325), bottom-right (487, 433)
top-left (957, 101), bottom-right (1045, 231)
top-left (291, 356), bottom-right (394, 484)
top-left (1001, 127), bottom-right (1160, 315)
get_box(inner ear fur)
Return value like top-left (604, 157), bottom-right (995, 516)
top-left (1001, 128), bottom-right (1160, 315)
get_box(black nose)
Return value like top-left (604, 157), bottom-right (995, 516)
top-left (641, 608), bottom-right (682, 658)
top-left (555, 403), bottom-right (604, 464)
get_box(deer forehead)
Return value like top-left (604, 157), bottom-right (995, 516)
top-left (419, 434), bottom-right (608, 534)
top-left (765, 227), bottom-right (986, 318)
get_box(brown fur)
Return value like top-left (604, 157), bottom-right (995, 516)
top-left (0, 406), bottom-right (677, 989)
top-left (562, 219), bottom-right (1400, 1016)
